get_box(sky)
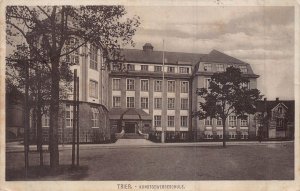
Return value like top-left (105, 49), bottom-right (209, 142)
top-left (124, 6), bottom-right (295, 100)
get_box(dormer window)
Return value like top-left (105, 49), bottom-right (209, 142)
top-left (239, 65), bottom-right (248, 73)
top-left (141, 65), bottom-right (148, 71)
top-left (127, 64), bottom-right (135, 71)
top-left (179, 67), bottom-right (189, 74)
top-left (204, 63), bottom-right (212, 71)
top-left (167, 66), bottom-right (175, 73)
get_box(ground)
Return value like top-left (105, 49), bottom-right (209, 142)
top-left (6, 142), bottom-right (294, 180)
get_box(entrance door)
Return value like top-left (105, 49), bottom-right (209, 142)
top-left (124, 122), bottom-right (136, 133)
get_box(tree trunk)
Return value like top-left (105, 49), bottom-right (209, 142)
top-left (36, 72), bottom-right (43, 166)
top-left (49, 60), bottom-right (60, 169)
top-left (222, 118), bottom-right (226, 147)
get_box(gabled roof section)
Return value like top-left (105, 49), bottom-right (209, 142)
top-left (121, 48), bottom-right (205, 65)
top-left (201, 49), bottom-right (247, 64)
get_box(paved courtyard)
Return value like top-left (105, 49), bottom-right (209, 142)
top-left (6, 142), bottom-right (294, 180)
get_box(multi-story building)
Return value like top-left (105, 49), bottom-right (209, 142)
top-left (108, 43), bottom-right (259, 141)
top-left (26, 42), bottom-right (261, 143)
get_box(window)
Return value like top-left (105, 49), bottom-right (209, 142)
top-left (205, 117), bottom-right (212, 126)
top-left (65, 38), bottom-right (79, 65)
top-left (239, 65), bottom-right (248, 73)
top-left (167, 66), bottom-right (175, 73)
top-left (127, 97), bottom-right (135, 108)
top-left (154, 116), bottom-right (161, 127)
top-left (205, 78), bottom-right (211, 89)
top-left (42, 111), bottom-right (50, 127)
top-left (113, 96), bottom-right (121, 108)
top-left (168, 98), bottom-right (175, 110)
top-left (229, 116), bottom-right (237, 126)
top-left (276, 118), bottom-right (285, 130)
top-left (229, 132), bottom-right (237, 139)
top-left (241, 132), bottom-right (248, 139)
top-left (204, 63), bottom-right (212, 71)
top-left (127, 79), bottom-right (135, 90)
top-left (141, 97), bottom-right (149, 109)
top-left (127, 64), bottom-right (135, 71)
top-left (154, 98), bottom-right (162, 109)
top-left (112, 78), bottom-right (120, 90)
top-left (89, 80), bottom-right (98, 98)
top-left (91, 107), bottom-right (99, 128)
top-left (217, 131), bottom-right (223, 139)
top-left (241, 82), bottom-right (250, 89)
top-left (179, 67), bottom-right (189, 74)
top-left (141, 79), bottom-right (149, 91)
top-left (65, 104), bottom-right (73, 127)
top-left (141, 65), bottom-right (148, 71)
top-left (168, 116), bottom-right (175, 127)
top-left (154, 80), bottom-right (162, 92)
top-left (204, 131), bottom-right (213, 139)
top-left (181, 116), bottom-right (188, 127)
top-left (217, 118), bottom-right (222, 126)
top-left (240, 116), bottom-right (248, 126)
top-left (90, 45), bottom-right (98, 70)
top-left (154, 66), bottom-right (162, 72)
top-left (168, 81), bottom-right (175, 92)
top-left (278, 107), bottom-right (283, 113)
top-left (216, 64), bottom-right (224, 72)
top-left (181, 98), bottom-right (188, 110)
top-left (181, 81), bottom-right (189, 93)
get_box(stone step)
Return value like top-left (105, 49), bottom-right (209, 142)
top-left (122, 133), bottom-right (145, 139)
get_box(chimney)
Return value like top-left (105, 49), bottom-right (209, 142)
top-left (276, 97), bottom-right (279, 102)
top-left (143, 43), bottom-right (154, 52)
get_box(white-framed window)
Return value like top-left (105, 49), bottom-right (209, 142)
top-left (216, 64), bottom-right (224, 72)
top-left (181, 98), bottom-right (188, 110)
top-left (154, 80), bottom-right (162, 92)
top-left (205, 117), bottom-right (212, 126)
top-left (89, 80), bottom-right (98, 98)
top-left (278, 107), bottom-right (283, 113)
top-left (141, 97), bottom-right (149, 109)
top-left (167, 98), bottom-right (175, 110)
top-left (167, 80), bottom-right (175, 92)
top-left (126, 79), bottom-right (135, 90)
top-left (42, 111), bottom-right (50, 127)
top-left (229, 132), bottom-right (237, 139)
top-left (91, 107), bottom-right (99, 128)
top-left (112, 78), bottom-right (120, 90)
top-left (204, 78), bottom-right (211, 89)
top-left (113, 96), bottom-right (121, 108)
top-left (126, 97), bottom-right (135, 108)
top-left (240, 116), bottom-right (248, 126)
top-left (241, 131), bottom-right (249, 139)
top-left (204, 131), bottom-right (213, 139)
top-left (90, 45), bottom-right (98, 70)
top-left (179, 67), bottom-right (189, 74)
top-left (229, 115), bottom-right (237, 126)
top-left (239, 65), bottom-right (248, 73)
top-left (167, 116), bottom-right (175, 127)
top-left (141, 79), bottom-right (149, 91)
top-left (204, 63), bottom-right (212, 71)
top-left (217, 131), bottom-right (223, 139)
top-left (65, 37), bottom-right (79, 65)
top-left (167, 66), bottom-right (175, 73)
top-left (154, 116), bottom-right (161, 127)
top-left (181, 81), bottom-right (189, 93)
top-left (241, 82), bottom-right (250, 89)
top-left (154, 98), bottom-right (162, 109)
top-left (181, 116), bottom-right (188, 127)
top-left (141, 65), bottom-right (148, 71)
top-left (154, 66), bottom-right (162, 72)
top-left (65, 104), bottom-right (73, 128)
top-left (217, 117), bottom-right (222, 126)
top-left (127, 64), bottom-right (135, 71)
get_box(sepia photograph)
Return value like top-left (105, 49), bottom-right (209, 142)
top-left (1, 0), bottom-right (299, 191)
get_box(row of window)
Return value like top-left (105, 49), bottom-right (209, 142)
top-left (204, 116), bottom-right (248, 127)
top-left (203, 63), bottom-right (248, 73)
top-left (113, 78), bottom-right (189, 93)
top-left (124, 64), bottom-right (190, 74)
top-left (43, 105), bottom-right (103, 128)
top-left (204, 132), bottom-right (249, 139)
top-left (113, 96), bottom-right (189, 110)
top-left (204, 78), bottom-right (250, 89)
top-left (154, 116), bottom-right (188, 127)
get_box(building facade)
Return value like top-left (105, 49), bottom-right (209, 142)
top-left (26, 42), bottom-right (285, 143)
